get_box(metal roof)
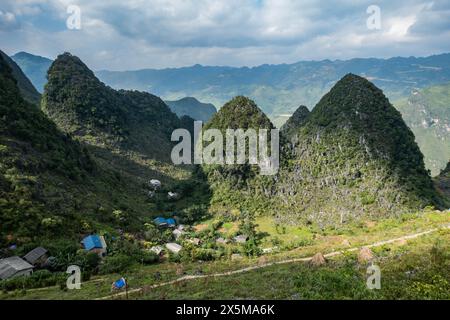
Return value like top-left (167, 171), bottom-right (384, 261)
top-left (0, 256), bottom-right (33, 280)
top-left (23, 247), bottom-right (48, 264)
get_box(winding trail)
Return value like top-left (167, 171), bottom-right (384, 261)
top-left (97, 223), bottom-right (450, 300)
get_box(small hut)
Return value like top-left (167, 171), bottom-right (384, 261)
top-left (23, 247), bottom-right (48, 266)
top-left (0, 256), bottom-right (33, 280)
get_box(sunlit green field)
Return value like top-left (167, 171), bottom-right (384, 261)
top-left (1, 210), bottom-right (448, 300)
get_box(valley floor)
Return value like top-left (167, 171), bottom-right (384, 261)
top-left (1, 210), bottom-right (448, 300)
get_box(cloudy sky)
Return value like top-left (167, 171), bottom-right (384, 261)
top-left (1, 0), bottom-right (450, 70)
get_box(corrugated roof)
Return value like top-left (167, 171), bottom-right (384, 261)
top-left (23, 247), bottom-right (48, 264)
top-left (0, 256), bottom-right (33, 280)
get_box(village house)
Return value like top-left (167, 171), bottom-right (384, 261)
top-left (82, 235), bottom-right (108, 257)
top-left (0, 256), bottom-right (34, 280)
top-left (234, 235), bottom-right (249, 244)
top-left (172, 229), bottom-right (185, 239)
top-left (187, 238), bottom-right (201, 246)
top-left (167, 192), bottom-right (180, 200)
top-left (154, 217), bottom-right (176, 228)
top-left (165, 243), bottom-right (182, 254)
top-left (150, 246), bottom-right (165, 256)
top-left (216, 238), bottom-right (228, 245)
top-left (149, 179), bottom-right (162, 190)
top-left (23, 247), bottom-right (48, 267)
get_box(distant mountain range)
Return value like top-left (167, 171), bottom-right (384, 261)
top-left (10, 51), bottom-right (450, 175)
top-left (96, 54), bottom-right (450, 124)
top-left (12, 52), bottom-right (450, 120)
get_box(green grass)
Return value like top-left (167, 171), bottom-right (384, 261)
top-left (2, 210), bottom-right (448, 300)
top-left (135, 229), bottom-right (450, 300)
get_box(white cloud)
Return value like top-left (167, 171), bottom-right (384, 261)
top-left (0, 10), bottom-right (19, 31)
top-left (386, 16), bottom-right (416, 38)
top-left (0, 0), bottom-right (449, 69)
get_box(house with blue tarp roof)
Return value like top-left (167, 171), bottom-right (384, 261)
top-left (82, 235), bottom-right (107, 257)
top-left (154, 217), bottom-right (176, 228)
top-left (166, 218), bottom-right (176, 227)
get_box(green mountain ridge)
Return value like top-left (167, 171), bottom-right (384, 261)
top-left (42, 53), bottom-right (181, 162)
top-left (0, 51), bottom-right (40, 105)
top-left (200, 96), bottom-right (278, 215)
top-left (0, 52), bottom-right (199, 246)
top-left (0, 53), bottom-right (114, 242)
top-left (165, 97), bottom-right (217, 122)
top-left (11, 51), bottom-right (52, 93)
top-left (202, 75), bottom-right (445, 225)
top-left (276, 74), bottom-right (444, 224)
top-left (13, 52), bottom-right (450, 176)
top-left (280, 105), bottom-right (310, 137)
top-left (2, 50), bottom-right (448, 246)
top-left (435, 160), bottom-right (450, 200)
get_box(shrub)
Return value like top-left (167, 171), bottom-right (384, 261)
top-left (99, 254), bottom-right (134, 275)
top-left (0, 270), bottom-right (66, 291)
top-left (240, 238), bottom-right (262, 257)
top-left (136, 251), bottom-right (159, 265)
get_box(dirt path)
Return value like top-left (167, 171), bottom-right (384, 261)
top-left (97, 223), bottom-right (450, 300)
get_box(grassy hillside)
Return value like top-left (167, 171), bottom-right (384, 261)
top-left (2, 210), bottom-right (447, 300)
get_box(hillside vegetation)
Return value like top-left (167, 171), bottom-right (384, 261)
top-left (0, 52), bottom-right (202, 246)
top-left (0, 53), bottom-right (101, 242)
top-left (277, 74), bottom-right (444, 225)
top-left (42, 53), bottom-right (182, 162)
top-left (11, 51), bottom-right (52, 93)
top-left (435, 161), bottom-right (450, 199)
top-left (0, 50), bottom-right (40, 105)
top-left (12, 52), bottom-right (450, 174)
top-left (201, 76), bottom-right (445, 225)
top-left (395, 83), bottom-right (450, 176)
top-left (200, 96), bottom-right (280, 215)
